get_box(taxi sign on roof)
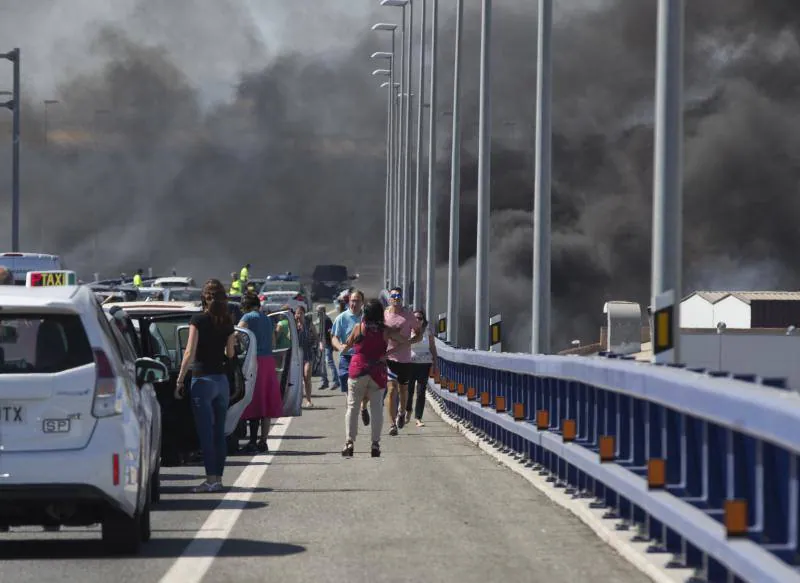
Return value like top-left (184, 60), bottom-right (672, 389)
top-left (26, 270), bottom-right (77, 287)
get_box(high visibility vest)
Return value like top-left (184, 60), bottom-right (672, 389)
top-left (229, 280), bottom-right (242, 295)
top-left (240, 266), bottom-right (249, 281)
top-left (133, 274), bottom-right (143, 287)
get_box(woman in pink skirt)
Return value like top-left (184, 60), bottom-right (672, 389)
top-left (238, 294), bottom-right (283, 453)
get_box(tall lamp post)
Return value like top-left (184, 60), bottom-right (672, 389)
top-left (1, 48), bottom-right (20, 252)
top-left (411, 0), bottom-right (427, 309)
top-left (447, 0), bottom-right (464, 345)
top-left (372, 22), bottom-right (399, 287)
top-left (373, 65), bottom-right (395, 287)
top-left (381, 0), bottom-right (412, 296)
top-left (474, 0), bottom-right (492, 350)
top-left (425, 0), bottom-right (439, 321)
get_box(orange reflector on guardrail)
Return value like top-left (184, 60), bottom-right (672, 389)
top-left (513, 403), bottom-right (525, 421)
top-left (724, 500), bottom-right (748, 537)
top-left (599, 436), bottom-right (615, 462)
top-left (536, 410), bottom-right (549, 430)
top-left (562, 419), bottom-right (576, 442)
top-left (467, 387), bottom-right (477, 400)
top-left (480, 392), bottom-right (490, 407)
top-left (449, 381), bottom-right (457, 393)
top-left (647, 459), bottom-right (666, 489)
top-left (457, 383), bottom-right (465, 395)
top-left (495, 396), bottom-right (506, 413)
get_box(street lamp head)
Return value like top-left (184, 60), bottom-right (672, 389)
top-left (380, 81), bottom-right (401, 88)
top-left (372, 69), bottom-right (391, 76)
top-left (372, 22), bottom-right (398, 31)
top-left (44, 99), bottom-right (59, 105)
top-left (380, 0), bottom-right (408, 6)
top-left (371, 51), bottom-right (394, 60)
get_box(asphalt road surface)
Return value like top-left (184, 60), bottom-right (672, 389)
top-left (0, 379), bottom-right (649, 583)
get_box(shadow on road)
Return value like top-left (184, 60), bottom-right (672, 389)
top-left (0, 537), bottom-right (305, 560)
top-left (156, 498), bottom-right (269, 512)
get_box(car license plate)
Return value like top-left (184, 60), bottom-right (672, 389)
top-left (0, 405), bottom-right (24, 423)
top-left (42, 419), bottom-right (70, 433)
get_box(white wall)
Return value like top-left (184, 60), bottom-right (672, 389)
top-left (712, 296), bottom-right (751, 328)
top-left (680, 295), bottom-right (714, 328)
top-left (680, 332), bottom-right (800, 389)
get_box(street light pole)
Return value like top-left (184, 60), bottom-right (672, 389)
top-left (425, 0), bottom-right (439, 322)
top-left (531, 0), bottom-right (552, 355)
top-left (1, 48), bottom-right (20, 251)
top-left (403, 1), bottom-right (414, 298)
top-left (412, 0), bottom-right (427, 309)
top-left (474, 0), bottom-right (492, 350)
top-left (650, 0), bottom-right (684, 365)
top-left (447, 0), bottom-right (464, 346)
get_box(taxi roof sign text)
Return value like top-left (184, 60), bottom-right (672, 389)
top-left (26, 270), bottom-right (77, 287)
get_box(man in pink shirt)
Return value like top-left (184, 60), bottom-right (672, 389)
top-left (384, 286), bottom-right (420, 436)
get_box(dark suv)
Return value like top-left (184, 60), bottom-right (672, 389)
top-left (311, 264), bottom-right (357, 301)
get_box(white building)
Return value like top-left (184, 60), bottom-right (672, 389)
top-left (680, 291), bottom-right (800, 329)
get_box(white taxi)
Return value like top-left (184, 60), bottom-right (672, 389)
top-left (0, 270), bottom-right (163, 554)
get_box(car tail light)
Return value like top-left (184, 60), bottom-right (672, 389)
top-left (112, 453), bottom-right (120, 485)
top-left (92, 349), bottom-right (122, 418)
top-left (259, 294), bottom-right (266, 302)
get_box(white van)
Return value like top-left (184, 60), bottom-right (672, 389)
top-left (0, 253), bottom-right (64, 285)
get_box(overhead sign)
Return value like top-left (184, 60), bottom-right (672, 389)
top-left (26, 270), bottom-right (77, 287)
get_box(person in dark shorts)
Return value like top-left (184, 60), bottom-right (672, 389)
top-left (295, 304), bottom-right (318, 408)
top-left (383, 287), bottom-right (420, 436)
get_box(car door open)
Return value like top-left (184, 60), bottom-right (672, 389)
top-left (269, 310), bottom-right (302, 417)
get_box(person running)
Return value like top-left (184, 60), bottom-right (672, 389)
top-left (341, 299), bottom-right (409, 458)
top-left (317, 306), bottom-right (339, 390)
top-left (238, 294), bottom-right (282, 453)
top-left (406, 309), bottom-right (439, 427)
top-left (295, 305), bottom-right (318, 408)
top-left (384, 286), bottom-right (420, 436)
top-left (330, 290), bottom-right (364, 393)
top-left (175, 279), bottom-right (235, 493)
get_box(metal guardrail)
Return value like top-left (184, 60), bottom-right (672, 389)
top-left (429, 340), bottom-right (800, 583)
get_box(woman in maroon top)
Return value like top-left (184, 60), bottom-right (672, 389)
top-left (341, 299), bottom-right (408, 458)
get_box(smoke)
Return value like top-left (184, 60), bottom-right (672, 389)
top-left (431, 0), bottom-right (800, 351)
top-left (1, 1), bottom-right (799, 353)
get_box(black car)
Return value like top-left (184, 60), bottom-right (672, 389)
top-left (311, 264), bottom-right (358, 301)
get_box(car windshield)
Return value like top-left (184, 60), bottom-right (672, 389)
top-left (167, 288), bottom-right (202, 302)
top-left (313, 265), bottom-right (347, 281)
top-left (0, 313), bottom-right (93, 374)
top-left (260, 282), bottom-right (302, 293)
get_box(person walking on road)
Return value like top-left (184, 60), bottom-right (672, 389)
top-left (295, 305), bottom-right (318, 408)
top-left (175, 279), bottom-right (236, 493)
top-left (384, 286), bottom-right (420, 436)
top-left (317, 306), bottom-right (339, 390)
top-left (330, 290), bottom-right (364, 393)
top-left (238, 294), bottom-right (282, 453)
top-left (341, 299), bottom-right (409, 458)
top-left (406, 309), bottom-right (438, 427)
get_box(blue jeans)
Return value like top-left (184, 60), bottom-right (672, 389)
top-left (320, 346), bottom-right (339, 386)
top-left (190, 374), bottom-right (230, 478)
top-left (338, 354), bottom-right (352, 393)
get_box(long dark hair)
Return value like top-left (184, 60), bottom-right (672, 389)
top-left (202, 279), bottom-right (232, 328)
top-left (414, 308), bottom-right (428, 332)
top-left (363, 299), bottom-right (386, 329)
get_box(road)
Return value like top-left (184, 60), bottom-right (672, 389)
top-left (0, 379), bottom-right (649, 583)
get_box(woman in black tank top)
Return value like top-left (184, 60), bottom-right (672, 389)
top-left (176, 279), bottom-right (236, 492)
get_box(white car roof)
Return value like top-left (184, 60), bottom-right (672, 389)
top-left (102, 301), bottom-right (202, 314)
top-left (153, 276), bottom-right (194, 285)
top-left (0, 284), bottom-right (94, 311)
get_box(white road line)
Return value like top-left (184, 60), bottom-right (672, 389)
top-left (159, 418), bottom-right (293, 583)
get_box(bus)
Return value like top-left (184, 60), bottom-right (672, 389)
top-left (0, 252), bottom-right (64, 285)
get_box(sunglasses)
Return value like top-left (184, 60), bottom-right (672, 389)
top-left (390, 293), bottom-right (402, 299)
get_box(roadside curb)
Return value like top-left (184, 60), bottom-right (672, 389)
top-left (425, 390), bottom-right (694, 583)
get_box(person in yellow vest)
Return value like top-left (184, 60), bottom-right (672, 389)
top-left (229, 272), bottom-right (242, 296)
top-left (132, 269), bottom-right (143, 287)
top-left (239, 264), bottom-right (250, 283)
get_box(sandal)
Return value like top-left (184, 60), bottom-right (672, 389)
top-left (341, 441), bottom-right (354, 457)
top-left (415, 419), bottom-right (425, 427)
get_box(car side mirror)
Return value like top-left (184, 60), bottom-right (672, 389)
top-left (135, 357), bottom-right (169, 388)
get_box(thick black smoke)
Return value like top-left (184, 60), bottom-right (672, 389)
top-left (430, 0), bottom-right (800, 351)
top-left (1, 1), bottom-right (799, 352)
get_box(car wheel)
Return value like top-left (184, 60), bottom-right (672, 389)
top-left (140, 488), bottom-right (152, 543)
top-left (151, 459), bottom-right (161, 504)
top-left (101, 507), bottom-right (142, 555)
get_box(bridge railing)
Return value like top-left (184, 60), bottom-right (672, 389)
top-left (429, 340), bottom-right (800, 583)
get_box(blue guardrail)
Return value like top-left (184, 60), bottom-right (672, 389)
top-left (428, 340), bottom-right (800, 583)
